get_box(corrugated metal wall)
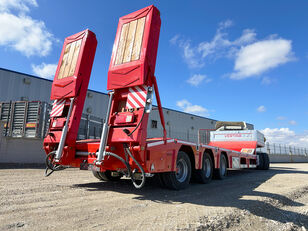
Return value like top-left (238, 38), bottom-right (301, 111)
top-left (0, 68), bottom-right (254, 143)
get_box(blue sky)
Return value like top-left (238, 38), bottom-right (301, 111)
top-left (0, 0), bottom-right (307, 147)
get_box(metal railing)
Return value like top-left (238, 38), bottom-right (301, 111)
top-left (176, 129), bottom-right (308, 157)
top-left (257, 142), bottom-right (308, 156)
top-left (198, 129), bottom-right (214, 145)
top-left (77, 114), bottom-right (104, 140)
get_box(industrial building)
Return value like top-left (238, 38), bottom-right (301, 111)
top-left (0, 67), bottom-right (253, 163)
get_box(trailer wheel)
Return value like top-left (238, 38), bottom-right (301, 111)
top-left (162, 151), bottom-right (191, 190)
top-left (92, 170), bottom-right (122, 181)
top-left (157, 173), bottom-right (167, 188)
top-left (195, 152), bottom-right (213, 184)
top-left (214, 154), bottom-right (227, 179)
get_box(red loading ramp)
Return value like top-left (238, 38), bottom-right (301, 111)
top-left (107, 5), bottom-right (161, 90)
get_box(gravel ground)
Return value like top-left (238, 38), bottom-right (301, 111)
top-left (0, 163), bottom-right (307, 231)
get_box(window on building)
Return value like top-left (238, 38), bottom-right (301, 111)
top-left (23, 78), bottom-right (31, 85)
top-left (151, 120), bottom-right (157, 129)
top-left (87, 92), bottom-right (93, 98)
top-left (86, 107), bottom-right (92, 114)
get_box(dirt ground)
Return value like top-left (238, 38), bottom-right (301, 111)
top-left (0, 163), bottom-right (307, 231)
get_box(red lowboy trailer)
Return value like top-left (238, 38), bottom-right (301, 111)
top-left (43, 5), bottom-right (269, 190)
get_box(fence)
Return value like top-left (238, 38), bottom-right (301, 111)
top-left (170, 129), bottom-right (308, 157)
top-left (257, 143), bottom-right (308, 156)
top-left (0, 101), bottom-right (104, 140)
top-left (0, 101), bottom-right (48, 138)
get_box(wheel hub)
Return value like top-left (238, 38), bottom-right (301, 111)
top-left (221, 158), bottom-right (226, 175)
top-left (176, 159), bottom-right (188, 183)
top-left (204, 158), bottom-right (211, 178)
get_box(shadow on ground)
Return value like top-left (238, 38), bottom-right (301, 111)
top-left (0, 163), bottom-right (45, 169)
top-left (73, 167), bottom-right (308, 228)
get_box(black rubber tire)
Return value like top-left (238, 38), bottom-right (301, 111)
top-left (214, 154), bottom-right (228, 179)
top-left (162, 151), bottom-right (192, 190)
top-left (195, 152), bottom-right (213, 184)
top-left (263, 153), bottom-right (270, 170)
top-left (256, 152), bottom-right (264, 170)
top-left (92, 170), bottom-right (122, 181)
top-left (157, 173), bottom-right (168, 188)
top-left (259, 152), bottom-right (270, 170)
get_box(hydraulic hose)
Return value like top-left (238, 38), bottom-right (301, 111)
top-left (45, 151), bottom-right (64, 177)
top-left (104, 149), bottom-right (145, 189)
top-left (45, 148), bottom-right (146, 189)
top-left (104, 152), bottom-right (131, 177)
top-left (123, 109), bottom-right (145, 137)
top-left (124, 144), bottom-right (146, 189)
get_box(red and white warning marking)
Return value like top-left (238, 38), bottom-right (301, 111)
top-left (126, 85), bottom-right (147, 109)
top-left (50, 99), bottom-right (66, 117)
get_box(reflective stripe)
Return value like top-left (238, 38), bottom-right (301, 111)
top-left (50, 99), bottom-right (65, 117)
top-left (177, 140), bottom-right (197, 146)
top-left (147, 141), bottom-right (164, 147)
top-left (126, 84), bottom-right (147, 109)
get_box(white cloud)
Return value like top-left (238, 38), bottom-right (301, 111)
top-left (171, 20), bottom-right (294, 83)
top-left (233, 29), bottom-right (257, 46)
top-left (171, 20), bottom-right (257, 68)
top-left (0, 0), bottom-right (55, 57)
top-left (218, 19), bottom-right (233, 29)
top-left (186, 74), bottom-right (211, 86)
top-left (257, 105), bottom-right (266, 112)
top-left (261, 128), bottom-right (308, 148)
top-left (176, 99), bottom-right (210, 116)
top-left (32, 63), bottom-right (57, 79)
top-left (198, 28), bottom-right (256, 60)
top-left (170, 34), bottom-right (180, 45)
top-left (230, 39), bottom-right (293, 79)
top-left (277, 116), bottom-right (286, 120)
top-left (0, 0), bottom-right (37, 13)
top-left (289, 120), bottom-right (297, 125)
top-left (179, 40), bottom-right (204, 68)
top-left (261, 76), bottom-right (274, 85)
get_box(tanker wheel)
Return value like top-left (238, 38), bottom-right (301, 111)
top-left (162, 151), bottom-right (191, 190)
top-left (214, 154), bottom-right (227, 179)
top-left (92, 170), bottom-right (122, 181)
top-left (263, 153), bottom-right (270, 170)
top-left (257, 152), bottom-right (270, 170)
top-left (195, 152), bottom-right (213, 184)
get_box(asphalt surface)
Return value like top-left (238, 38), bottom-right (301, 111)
top-left (0, 163), bottom-right (307, 230)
